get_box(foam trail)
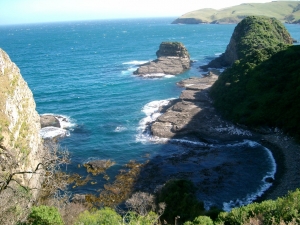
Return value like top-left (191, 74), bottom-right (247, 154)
top-left (222, 143), bottom-right (277, 212)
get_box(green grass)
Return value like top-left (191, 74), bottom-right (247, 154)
top-left (173, 1), bottom-right (300, 24)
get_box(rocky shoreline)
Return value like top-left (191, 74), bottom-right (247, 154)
top-left (149, 70), bottom-right (300, 202)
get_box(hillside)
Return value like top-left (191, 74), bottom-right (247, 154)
top-left (172, 1), bottom-right (300, 24)
top-left (209, 16), bottom-right (300, 140)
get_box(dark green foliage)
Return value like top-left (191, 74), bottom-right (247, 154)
top-left (156, 179), bottom-right (205, 224)
top-left (211, 45), bottom-right (300, 139)
top-left (215, 189), bottom-right (300, 224)
top-left (27, 205), bottom-right (63, 225)
top-left (210, 16), bottom-right (300, 139)
top-left (233, 16), bottom-right (293, 60)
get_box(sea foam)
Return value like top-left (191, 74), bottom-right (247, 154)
top-left (222, 141), bottom-right (276, 211)
top-left (40, 114), bottom-right (76, 139)
top-left (136, 99), bottom-right (173, 143)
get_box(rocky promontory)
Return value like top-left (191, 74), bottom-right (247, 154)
top-left (134, 42), bottom-right (190, 77)
top-left (202, 16), bottom-right (293, 69)
top-left (151, 70), bottom-right (253, 141)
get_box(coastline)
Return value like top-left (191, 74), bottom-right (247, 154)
top-left (256, 132), bottom-right (300, 201)
top-left (149, 71), bottom-right (300, 204)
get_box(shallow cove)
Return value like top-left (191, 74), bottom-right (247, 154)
top-left (0, 18), bottom-right (299, 210)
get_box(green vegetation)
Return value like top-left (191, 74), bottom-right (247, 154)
top-left (210, 16), bottom-right (300, 140)
top-left (229, 16), bottom-right (292, 60)
top-left (172, 1), bottom-right (300, 24)
top-left (74, 207), bottom-right (122, 225)
top-left (156, 179), bottom-right (205, 223)
top-left (26, 206), bottom-right (64, 225)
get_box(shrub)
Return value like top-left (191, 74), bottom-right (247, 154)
top-left (156, 179), bottom-right (205, 224)
top-left (74, 207), bottom-right (122, 225)
top-left (215, 189), bottom-right (300, 225)
top-left (27, 205), bottom-right (63, 225)
top-left (184, 216), bottom-right (214, 225)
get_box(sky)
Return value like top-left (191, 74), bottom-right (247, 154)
top-left (0, 0), bottom-right (280, 25)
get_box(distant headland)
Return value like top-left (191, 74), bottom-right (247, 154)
top-left (172, 1), bottom-right (300, 24)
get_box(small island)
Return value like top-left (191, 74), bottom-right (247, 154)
top-left (134, 42), bottom-right (191, 77)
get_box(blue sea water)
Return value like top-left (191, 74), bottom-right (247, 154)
top-left (0, 18), bottom-right (299, 210)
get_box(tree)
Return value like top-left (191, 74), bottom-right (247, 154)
top-left (0, 139), bottom-right (69, 225)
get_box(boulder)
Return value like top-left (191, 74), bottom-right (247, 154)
top-left (40, 115), bottom-right (60, 128)
top-left (134, 42), bottom-right (190, 76)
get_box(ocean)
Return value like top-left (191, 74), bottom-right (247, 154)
top-left (0, 18), bottom-right (299, 210)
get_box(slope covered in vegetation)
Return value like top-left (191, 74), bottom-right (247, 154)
top-left (172, 1), bottom-right (300, 24)
top-left (210, 16), bottom-right (300, 140)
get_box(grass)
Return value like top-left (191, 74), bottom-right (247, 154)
top-left (173, 1), bottom-right (300, 24)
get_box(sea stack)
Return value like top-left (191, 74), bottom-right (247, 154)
top-left (134, 42), bottom-right (191, 77)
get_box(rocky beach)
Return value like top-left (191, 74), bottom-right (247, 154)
top-left (146, 69), bottom-right (300, 203)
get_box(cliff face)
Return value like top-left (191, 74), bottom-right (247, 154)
top-left (0, 48), bottom-right (43, 192)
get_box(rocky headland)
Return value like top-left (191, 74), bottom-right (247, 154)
top-left (201, 16), bottom-right (293, 69)
top-left (148, 16), bottom-right (300, 202)
top-left (134, 42), bottom-right (191, 77)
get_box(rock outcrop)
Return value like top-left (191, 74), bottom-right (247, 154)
top-left (40, 115), bottom-right (60, 128)
top-left (151, 71), bottom-right (252, 140)
top-left (0, 49), bottom-right (44, 196)
top-left (202, 16), bottom-right (294, 69)
top-left (134, 42), bottom-right (190, 77)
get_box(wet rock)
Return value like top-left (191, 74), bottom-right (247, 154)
top-left (40, 115), bottom-right (60, 128)
top-left (84, 160), bottom-right (115, 176)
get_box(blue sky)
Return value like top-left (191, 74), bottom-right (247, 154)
top-left (0, 0), bottom-right (275, 25)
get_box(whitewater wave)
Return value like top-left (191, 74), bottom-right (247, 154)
top-left (222, 142), bottom-right (277, 212)
top-left (40, 114), bottom-right (76, 139)
top-left (122, 60), bottom-right (150, 65)
top-left (141, 73), bottom-right (173, 78)
top-left (114, 126), bottom-right (127, 132)
top-left (136, 99), bottom-right (174, 143)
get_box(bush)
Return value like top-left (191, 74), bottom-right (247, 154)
top-left (156, 179), bottom-right (205, 224)
top-left (74, 207), bottom-right (122, 225)
top-left (184, 216), bottom-right (214, 225)
top-left (124, 211), bottom-right (160, 225)
top-left (215, 189), bottom-right (300, 225)
top-left (27, 205), bottom-right (63, 225)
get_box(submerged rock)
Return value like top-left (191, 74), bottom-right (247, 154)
top-left (84, 159), bottom-right (115, 176)
top-left (134, 42), bottom-right (190, 77)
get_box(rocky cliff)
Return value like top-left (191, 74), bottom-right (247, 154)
top-left (134, 42), bottom-right (190, 77)
top-left (203, 16), bottom-right (293, 68)
top-left (0, 48), bottom-right (43, 195)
